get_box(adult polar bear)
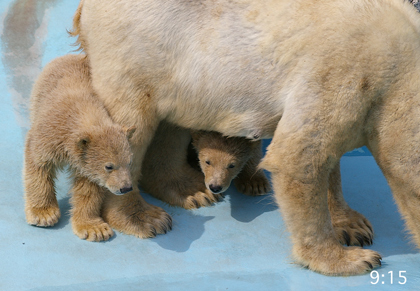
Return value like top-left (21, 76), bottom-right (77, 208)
top-left (73, 0), bottom-right (420, 275)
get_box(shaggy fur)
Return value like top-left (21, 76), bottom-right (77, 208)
top-left (139, 121), bottom-right (221, 209)
top-left (23, 54), bottom-right (151, 241)
top-left (140, 122), bottom-right (270, 209)
top-left (71, 0), bottom-right (420, 275)
top-left (191, 130), bottom-right (270, 196)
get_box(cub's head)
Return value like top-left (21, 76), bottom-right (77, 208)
top-left (75, 125), bottom-right (136, 195)
top-left (192, 131), bottom-right (253, 194)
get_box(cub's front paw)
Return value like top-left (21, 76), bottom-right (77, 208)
top-left (25, 205), bottom-right (60, 227)
top-left (183, 190), bottom-right (224, 209)
top-left (102, 194), bottom-right (172, 238)
top-left (131, 205), bottom-right (173, 238)
top-left (72, 218), bottom-right (114, 242)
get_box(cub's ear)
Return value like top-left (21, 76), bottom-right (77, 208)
top-left (190, 130), bottom-right (204, 142)
top-left (124, 126), bottom-right (136, 140)
top-left (77, 135), bottom-right (91, 150)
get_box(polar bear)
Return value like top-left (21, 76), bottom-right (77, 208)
top-left (139, 121), bottom-right (225, 209)
top-left (23, 54), bottom-right (171, 241)
top-left (71, 0), bottom-right (420, 275)
top-left (190, 130), bottom-right (270, 196)
top-left (140, 121), bottom-right (271, 209)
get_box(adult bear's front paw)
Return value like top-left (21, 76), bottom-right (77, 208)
top-left (294, 239), bottom-right (382, 275)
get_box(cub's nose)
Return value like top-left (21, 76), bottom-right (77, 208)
top-left (209, 184), bottom-right (223, 194)
top-left (120, 186), bottom-right (133, 194)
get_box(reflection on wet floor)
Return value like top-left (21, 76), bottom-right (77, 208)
top-left (1, 0), bottom-right (58, 136)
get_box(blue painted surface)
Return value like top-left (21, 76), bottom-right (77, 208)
top-left (0, 1), bottom-right (419, 290)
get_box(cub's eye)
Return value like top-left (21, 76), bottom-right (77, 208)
top-left (105, 164), bottom-right (114, 171)
top-left (205, 160), bottom-right (211, 165)
top-left (228, 164), bottom-right (235, 169)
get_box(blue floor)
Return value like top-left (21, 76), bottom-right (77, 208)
top-left (1, 1), bottom-right (419, 290)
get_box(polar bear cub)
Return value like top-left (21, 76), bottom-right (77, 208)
top-left (191, 131), bottom-right (271, 196)
top-left (23, 54), bottom-right (135, 241)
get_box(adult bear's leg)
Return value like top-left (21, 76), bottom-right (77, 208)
top-left (328, 161), bottom-right (374, 247)
top-left (261, 93), bottom-right (381, 275)
top-left (368, 92), bottom-right (420, 249)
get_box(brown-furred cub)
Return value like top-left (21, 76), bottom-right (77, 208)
top-left (23, 54), bottom-right (135, 242)
top-left (191, 131), bottom-right (271, 196)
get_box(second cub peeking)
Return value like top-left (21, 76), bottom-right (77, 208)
top-left (191, 131), bottom-right (271, 196)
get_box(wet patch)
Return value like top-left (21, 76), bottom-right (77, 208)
top-left (1, 0), bottom-right (58, 133)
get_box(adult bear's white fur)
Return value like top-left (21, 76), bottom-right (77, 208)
top-left (73, 0), bottom-right (420, 275)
